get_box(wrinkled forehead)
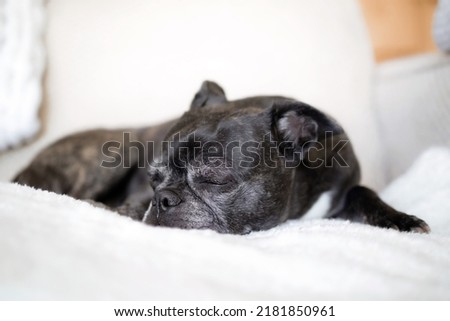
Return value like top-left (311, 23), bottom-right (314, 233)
top-left (167, 106), bottom-right (267, 141)
top-left (158, 107), bottom-right (270, 169)
top-left (160, 130), bottom-right (250, 170)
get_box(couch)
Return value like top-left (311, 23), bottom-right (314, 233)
top-left (0, 0), bottom-right (449, 299)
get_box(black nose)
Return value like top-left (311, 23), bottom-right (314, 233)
top-left (156, 189), bottom-right (182, 211)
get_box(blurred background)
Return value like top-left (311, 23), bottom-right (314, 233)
top-left (0, 0), bottom-right (449, 190)
top-left (361, 0), bottom-right (438, 62)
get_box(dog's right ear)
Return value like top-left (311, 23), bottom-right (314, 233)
top-left (269, 101), bottom-right (341, 160)
top-left (190, 81), bottom-right (227, 109)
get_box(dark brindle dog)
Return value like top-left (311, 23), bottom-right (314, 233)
top-left (14, 81), bottom-right (430, 234)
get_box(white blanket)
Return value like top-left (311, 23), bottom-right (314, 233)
top-left (0, 0), bottom-right (46, 150)
top-left (1, 148), bottom-right (450, 300)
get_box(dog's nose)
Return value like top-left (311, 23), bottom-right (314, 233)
top-left (156, 189), bottom-right (182, 211)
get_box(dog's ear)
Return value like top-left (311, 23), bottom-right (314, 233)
top-left (190, 81), bottom-right (227, 109)
top-left (270, 102), bottom-right (328, 159)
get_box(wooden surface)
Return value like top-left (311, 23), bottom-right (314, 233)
top-left (359, 0), bottom-right (438, 62)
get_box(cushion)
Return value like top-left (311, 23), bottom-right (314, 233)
top-left (0, 0), bottom-right (383, 189)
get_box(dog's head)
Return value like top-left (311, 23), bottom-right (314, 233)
top-left (144, 81), bottom-right (339, 234)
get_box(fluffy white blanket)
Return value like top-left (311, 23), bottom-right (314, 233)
top-left (0, 148), bottom-right (450, 300)
top-left (0, 0), bottom-right (46, 150)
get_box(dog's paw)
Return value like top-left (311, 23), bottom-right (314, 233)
top-left (372, 211), bottom-right (430, 234)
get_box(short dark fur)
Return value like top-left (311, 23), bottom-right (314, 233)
top-left (14, 81), bottom-right (430, 234)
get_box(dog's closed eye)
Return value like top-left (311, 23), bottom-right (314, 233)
top-left (196, 177), bottom-right (230, 186)
top-left (191, 166), bottom-right (236, 187)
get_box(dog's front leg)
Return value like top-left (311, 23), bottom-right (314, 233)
top-left (330, 186), bottom-right (430, 233)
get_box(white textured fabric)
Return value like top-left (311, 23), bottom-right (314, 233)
top-left (0, 0), bottom-right (46, 150)
top-left (381, 147), bottom-right (450, 236)
top-left (0, 148), bottom-right (449, 300)
top-left (434, 0), bottom-right (450, 52)
top-left (0, 0), bottom-right (384, 189)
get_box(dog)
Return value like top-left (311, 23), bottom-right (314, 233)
top-left (14, 81), bottom-right (430, 234)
